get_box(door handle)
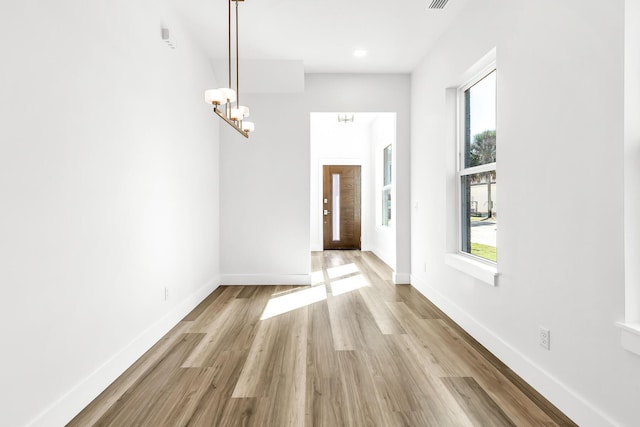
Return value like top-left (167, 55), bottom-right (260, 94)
top-left (324, 209), bottom-right (330, 216)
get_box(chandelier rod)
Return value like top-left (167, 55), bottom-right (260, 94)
top-left (228, 0), bottom-right (232, 91)
top-left (235, 0), bottom-right (240, 110)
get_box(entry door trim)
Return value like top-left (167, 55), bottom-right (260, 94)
top-left (314, 159), bottom-right (364, 252)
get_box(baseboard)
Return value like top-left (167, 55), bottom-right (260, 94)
top-left (27, 277), bottom-right (220, 427)
top-left (221, 274), bottom-right (311, 286)
top-left (410, 274), bottom-right (619, 427)
top-left (392, 272), bottom-right (411, 285)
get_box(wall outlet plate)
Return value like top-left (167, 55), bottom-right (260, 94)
top-left (539, 326), bottom-right (550, 350)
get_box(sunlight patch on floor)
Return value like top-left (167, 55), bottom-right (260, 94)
top-left (311, 270), bottom-right (325, 285)
top-left (330, 274), bottom-right (369, 296)
top-left (327, 263), bottom-right (359, 279)
top-left (260, 285), bottom-right (327, 320)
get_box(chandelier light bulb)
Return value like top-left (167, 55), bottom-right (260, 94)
top-left (242, 121), bottom-right (255, 132)
top-left (230, 108), bottom-right (243, 120)
top-left (219, 87), bottom-right (237, 103)
top-left (204, 89), bottom-right (226, 105)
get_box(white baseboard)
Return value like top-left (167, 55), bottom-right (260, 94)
top-left (310, 246), bottom-right (374, 252)
top-left (392, 272), bottom-right (411, 285)
top-left (410, 274), bottom-right (619, 427)
top-left (368, 246), bottom-right (395, 270)
top-left (221, 274), bottom-right (311, 286)
top-left (27, 277), bottom-right (220, 427)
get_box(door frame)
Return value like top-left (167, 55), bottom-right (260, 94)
top-left (315, 158), bottom-right (367, 251)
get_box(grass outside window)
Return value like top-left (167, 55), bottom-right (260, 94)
top-left (471, 242), bottom-right (496, 262)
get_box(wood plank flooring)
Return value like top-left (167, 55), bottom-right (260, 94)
top-left (69, 251), bottom-right (576, 426)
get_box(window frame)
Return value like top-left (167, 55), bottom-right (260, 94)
top-left (381, 144), bottom-right (392, 227)
top-left (456, 65), bottom-right (497, 266)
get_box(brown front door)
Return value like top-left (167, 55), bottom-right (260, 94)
top-left (323, 165), bottom-right (361, 250)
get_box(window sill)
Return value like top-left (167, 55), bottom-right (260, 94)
top-left (444, 253), bottom-right (498, 286)
top-left (617, 322), bottom-right (640, 356)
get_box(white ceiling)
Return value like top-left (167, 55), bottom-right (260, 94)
top-left (172, 0), bottom-right (470, 73)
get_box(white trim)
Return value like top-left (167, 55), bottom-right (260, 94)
top-left (26, 277), bottom-right (220, 427)
top-left (444, 253), bottom-right (497, 286)
top-left (368, 245), bottom-right (395, 271)
top-left (221, 274), bottom-right (311, 286)
top-left (617, 322), bottom-right (640, 356)
top-left (315, 159), bottom-right (366, 252)
top-left (457, 47), bottom-right (498, 90)
top-left (410, 275), bottom-right (620, 427)
top-left (392, 272), bottom-right (411, 285)
top-left (459, 162), bottom-right (497, 176)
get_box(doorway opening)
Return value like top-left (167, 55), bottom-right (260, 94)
top-left (310, 113), bottom-right (397, 268)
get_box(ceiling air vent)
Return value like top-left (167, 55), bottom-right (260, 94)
top-left (428, 0), bottom-right (449, 9)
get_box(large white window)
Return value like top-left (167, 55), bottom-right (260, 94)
top-left (458, 69), bottom-right (497, 263)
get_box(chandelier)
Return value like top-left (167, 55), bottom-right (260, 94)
top-left (204, 0), bottom-right (254, 138)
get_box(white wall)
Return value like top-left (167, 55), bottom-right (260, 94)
top-left (0, 1), bottom-right (221, 425)
top-left (220, 74), bottom-right (410, 284)
top-left (411, 0), bottom-right (637, 425)
top-left (624, 0), bottom-right (640, 323)
top-left (220, 92), bottom-right (310, 285)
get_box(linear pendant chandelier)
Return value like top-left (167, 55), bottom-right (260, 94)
top-left (204, 0), bottom-right (254, 138)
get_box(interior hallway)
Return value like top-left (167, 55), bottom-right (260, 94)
top-left (69, 251), bottom-right (575, 426)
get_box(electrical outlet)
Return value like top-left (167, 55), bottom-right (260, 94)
top-left (539, 326), bottom-right (550, 350)
top-left (164, 287), bottom-right (169, 301)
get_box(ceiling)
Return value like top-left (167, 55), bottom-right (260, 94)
top-left (172, 0), bottom-right (470, 74)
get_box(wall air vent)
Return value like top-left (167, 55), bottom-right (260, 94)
top-left (428, 0), bottom-right (449, 9)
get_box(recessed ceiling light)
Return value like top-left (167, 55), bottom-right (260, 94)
top-left (354, 49), bottom-right (367, 58)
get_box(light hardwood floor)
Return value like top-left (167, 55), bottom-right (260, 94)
top-left (69, 251), bottom-right (576, 426)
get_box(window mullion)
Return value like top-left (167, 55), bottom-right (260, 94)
top-left (460, 162), bottom-right (496, 176)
